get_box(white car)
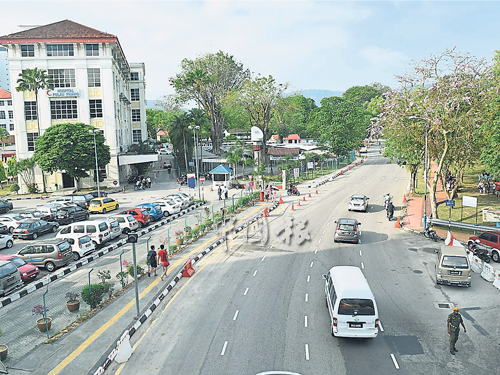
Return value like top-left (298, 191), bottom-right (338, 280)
top-left (63, 234), bottom-right (95, 261)
top-left (157, 148), bottom-right (172, 155)
top-left (0, 215), bottom-right (29, 233)
top-left (164, 195), bottom-right (187, 210)
top-left (91, 218), bottom-right (122, 240)
top-left (0, 234), bottom-right (14, 249)
top-left (348, 194), bottom-right (369, 212)
top-left (152, 199), bottom-right (181, 216)
top-left (174, 192), bottom-right (194, 206)
top-left (109, 214), bottom-right (139, 234)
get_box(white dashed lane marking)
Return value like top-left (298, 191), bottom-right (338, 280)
top-left (307, 275), bottom-right (310, 282)
top-left (244, 288), bottom-right (249, 296)
top-left (221, 341), bottom-right (228, 356)
top-left (233, 310), bottom-right (239, 321)
top-left (305, 344), bottom-right (310, 360)
top-left (310, 261), bottom-right (314, 268)
top-left (305, 316), bottom-right (308, 328)
top-left (253, 270), bottom-right (258, 276)
top-left (379, 321), bottom-right (384, 332)
top-left (359, 250), bottom-right (362, 256)
top-left (305, 293), bottom-right (308, 302)
top-left (390, 354), bottom-right (400, 369)
top-left (261, 256), bottom-right (266, 261)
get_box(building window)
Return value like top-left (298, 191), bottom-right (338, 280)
top-left (0, 111), bottom-right (4, 119)
top-left (0, 124), bottom-right (5, 130)
top-left (130, 88), bottom-right (139, 101)
top-left (132, 109), bottom-right (141, 122)
top-left (27, 132), bottom-right (38, 152)
top-left (0, 101), bottom-right (3, 106)
top-left (132, 130), bottom-right (142, 143)
top-left (89, 99), bottom-right (103, 118)
top-left (130, 72), bottom-right (139, 81)
top-left (86, 44), bottom-right (99, 56)
top-left (48, 69), bottom-right (76, 88)
top-left (21, 45), bottom-right (35, 57)
top-left (87, 68), bottom-right (101, 88)
top-left (50, 100), bottom-right (78, 120)
top-left (8, 111), bottom-right (13, 119)
top-left (24, 101), bottom-right (37, 121)
top-left (47, 44), bottom-right (74, 57)
top-left (7, 100), bottom-right (12, 106)
top-left (9, 124), bottom-right (14, 131)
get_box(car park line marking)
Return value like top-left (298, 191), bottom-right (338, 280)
top-left (310, 261), bottom-right (314, 268)
top-left (307, 275), bottom-right (310, 282)
top-left (361, 262), bottom-right (364, 269)
top-left (233, 310), bottom-right (239, 321)
top-left (390, 354), bottom-right (399, 369)
top-left (322, 230), bottom-right (325, 234)
top-left (261, 256), bottom-right (266, 261)
top-left (314, 249), bottom-right (318, 254)
top-left (305, 316), bottom-right (308, 327)
top-left (326, 222), bottom-right (330, 226)
top-left (359, 250), bottom-right (362, 256)
top-left (363, 218), bottom-right (366, 221)
top-left (305, 293), bottom-right (308, 302)
top-left (253, 270), bottom-right (258, 276)
top-left (305, 344), bottom-right (310, 360)
top-left (379, 321), bottom-right (384, 332)
top-left (318, 238), bottom-right (321, 243)
top-left (244, 287), bottom-right (249, 296)
top-left (221, 341), bottom-right (228, 356)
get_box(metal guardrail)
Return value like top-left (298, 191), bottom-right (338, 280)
top-left (428, 218), bottom-right (500, 233)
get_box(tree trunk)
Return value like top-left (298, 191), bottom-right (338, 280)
top-left (35, 91), bottom-right (47, 193)
top-left (428, 131), bottom-right (450, 219)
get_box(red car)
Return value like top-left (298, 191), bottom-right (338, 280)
top-left (468, 231), bottom-right (500, 263)
top-left (0, 254), bottom-right (40, 283)
top-left (118, 208), bottom-right (150, 228)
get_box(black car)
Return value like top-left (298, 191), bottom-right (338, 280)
top-left (54, 194), bottom-right (94, 209)
top-left (0, 223), bottom-right (8, 234)
top-left (54, 206), bottom-right (89, 225)
top-left (18, 210), bottom-right (52, 222)
top-left (12, 219), bottom-right (59, 240)
top-left (0, 200), bottom-right (13, 214)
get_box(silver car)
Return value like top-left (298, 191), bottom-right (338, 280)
top-left (334, 218), bottom-right (361, 243)
top-left (348, 194), bottom-right (369, 212)
top-left (0, 260), bottom-right (22, 296)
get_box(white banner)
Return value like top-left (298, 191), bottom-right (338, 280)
top-left (462, 195), bottom-right (477, 208)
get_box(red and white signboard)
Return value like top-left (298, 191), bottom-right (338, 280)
top-left (200, 176), bottom-right (205, 182)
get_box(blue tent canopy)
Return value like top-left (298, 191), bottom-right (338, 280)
top-left (209, 164), bottom-right (233, 174)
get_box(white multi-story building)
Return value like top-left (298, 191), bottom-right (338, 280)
top-left (0, 20), bottom-right (154, 192)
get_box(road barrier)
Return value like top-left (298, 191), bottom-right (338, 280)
top-left (471, 256), bottom-right (483, 273)
top-left (182, 258), bottom-right (195, 277)
top-left (493, 269), bottom-right (500, 290)
top-left (481, 262), bottom-right (495, 282)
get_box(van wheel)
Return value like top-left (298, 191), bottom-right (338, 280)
top-left (92, 240), bottom-right (98, 248)
top-left (102, 208), bottom-right (107, 214)
top-left (45, 262), bottom-right (56, 272)
top-left (73, 252), bottom-right (80, 261)
top-left (492, 251), bottom-right (500, 263)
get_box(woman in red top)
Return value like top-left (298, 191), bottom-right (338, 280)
top-left (157, 244), bottom-right (170, 281)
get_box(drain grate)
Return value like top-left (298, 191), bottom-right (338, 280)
top-left (438, 303), bottom-right (452, 309)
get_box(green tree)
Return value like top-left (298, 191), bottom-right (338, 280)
top-left (170, 51), bottom-right (250, 155)
top-left (273, 94), bottom-right (317, 141)
top-left (0, 127), bottom-right (10, 153)
top-left (6, 156), bottom-right (17, 183)
top-left (308, 97), bottom-right (367, 156)
top-left (168, 112), bottom-right (193, 172)
top-left (343, 82), bottom-right (391, 109)
top-left (0, 162), bottom-right (7, 186)
top-left (16, 67), bottom-right (53, 193)
top-left (17, 157), bottom-right (37, 193)
top-left (146, 108), bottom-right (178, 140)
top-left (33, 123), bottom-right (110, 188)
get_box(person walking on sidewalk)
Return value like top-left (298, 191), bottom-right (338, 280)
top-left (447, 307), bottom-right (466, 355)
top-left (158, 244), bottom-right (170, 281)
top-left (218, 186), bottom-right (222, 201)
top-left (224, 185), bottom-right (228, 199)
top-left (147, 245), bottom-right (158, 277)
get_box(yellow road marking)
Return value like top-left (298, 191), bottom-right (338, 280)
top-left (47, 203), bottom-right (267, 375)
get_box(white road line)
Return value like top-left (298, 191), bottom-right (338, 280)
top-left (390, 353), bottom-right (400, 369)
top-left (221, 341), bottom-right (228, 356)
top-left (261, 256), bottom-right (266, 261)
top-left (253, 270), bottom-right (258, 276)
top-left (363, 218), bottom-right (367, 221)
top-left (322, 230), bottom-right (325, 234)
top-left (305, 316), bottom-right (308, 327)
top-left (361, 262), bottom-right (364, 269)
top-left (314, 249), bottom-right (318, 254)
top-left (327, 222), bottom-right (330, 226)
top-left (244, 288), bottom-right (249, 296)
top-left (305, 344), bottom-right (310, 360)
top-left (379, 321), bottom-right (384, 332)
top-left (307, 275), bottom-right (310, 282)
top-left (359, 250), bottom-right (362, 256)
top-left (310, 261), bottom-right (314, 268)
top-left (305, 293), bottom-right (308, 302)
top-left (318, 238), bottom-right (322, 244)
top-left (233, 310), bottom-right (239, 321)
top-left (270, 245), bottom-right (273, 249)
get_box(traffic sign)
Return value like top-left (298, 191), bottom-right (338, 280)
top-left (113, 180), bottom-right (118, 186)
top-left (445, 200), bottom-right (455, 207)
top-left (249, 181), bottom-right (254, 188)
top-left (200, 176), bottom-right (205, 182)
top-left (293, 168), bottom-right (299, 178)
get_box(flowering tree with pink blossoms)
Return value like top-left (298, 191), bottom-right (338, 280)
top-left (373, 48), bottom-right (496, 219)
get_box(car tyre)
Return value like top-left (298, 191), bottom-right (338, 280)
top-left (52, 226), bottom-right (57, 233)
top-left (467, 241), bottom-right (474, 250)
top-left (9, 227), bottom-right (14, 234)
top-left (92, 240), bottom-right (98, 248)
top-left (115, 204), bottom-right (119, 209)
top-left (32, 232), bottom-right (38, 240)
top-left (138, 221), bottom-right (144, 228)
top-left (73, 252), bottom-right (80, 261)
top-left (492, 250), bottom-right (500, 263)
top-left (123, 228), bottom-right (130, 234)
top-left (45, 261), bottom-right (56, 272)
top-left (102, 208), bottom-right (107, 214)
top-left (5, 208), bottom-right (10, 213)
top-left (6, 240), bottom-right (13, 248)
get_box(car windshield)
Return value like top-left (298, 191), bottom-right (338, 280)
top-left (18, 222), bottom-right (32, 229)
top-left (12, 216), bottom-right (25, 221)
top-left (10, 257), bottom-right (26, 267)
top-left (57, 242), bottom-right (71, 252)
top-left (91, 200), bottom-right (102, 206)
top-left (352, 198), bottom-right (364, 202)
top-left (80, 236), bottom-right (91, 244)
top-left (339, 224), bottom-right (355, 231)
top-left (338, 298), bottom-right (375, 316)
top-left (442, 256), bottom-right (469, 269)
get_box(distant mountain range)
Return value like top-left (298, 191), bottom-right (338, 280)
top-left (146, 89), bottom-right (343, 109)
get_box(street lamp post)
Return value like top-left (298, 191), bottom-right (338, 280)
top-left (89, 129), bottom-right (100, 197)
top-left (409, 116), bottom-right (429, 229)
top-left (188, 125), bottom-right (201, 200)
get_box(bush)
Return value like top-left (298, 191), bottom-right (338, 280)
top-left (81, 284), bottom-right (109, 309)
top-left (127, 264), bottom-right (144, 277)
top-left (227, 205), bottom-right (235, 214)
top-left (170, 245), bottom-right (177, 253)
top-left (27, 183), bottom-right (38, 194)
top-left (191, 228), bottom-right (199, 238)
top-left (9, 183), bottom-right (19, 193)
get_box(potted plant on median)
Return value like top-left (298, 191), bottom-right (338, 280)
top-left (32, 305), bottom-right (51, 332)
top-left (0, 328), bottom-right (7, 361)
top-left (65, 291), bottom-right (80, 312)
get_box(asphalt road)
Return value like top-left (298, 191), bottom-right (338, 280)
top-left (104, 150), bottom-right (500, 375)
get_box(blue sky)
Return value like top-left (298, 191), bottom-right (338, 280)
top-left (1, 1), bottom-right (499, 101)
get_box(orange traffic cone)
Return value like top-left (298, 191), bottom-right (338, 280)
top-left (123, 187), bottom-right (125, 194)
top-left (40, 195), bottom-right (43, 200)
top-left (302, 195), bottom-right (306, 202)
top-left (279, 195), bottom-right (284, 204)
top-left (395, 216), bottom-right (402, 228)
top-left (360, 159), bottom-right (363, 163)
top-left (178, 187), bottom-right (181, 191)
top-left (308, 192), bottom-right (312, 198)
top-left (291, 203), bottom-right (295, 211)
top-left (340, 170), bottom-right (343, 175)
top-left (355, 163), bottom-right (357, 167)
top-left (348, 165), bottom-right (351, 170)
top-left (315, 189), bottom-right (318, 194)
top-left (402, 195), bottom-right (408, 204)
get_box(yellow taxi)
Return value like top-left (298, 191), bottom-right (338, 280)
top-left (89, 197), bottom-right (119, 214)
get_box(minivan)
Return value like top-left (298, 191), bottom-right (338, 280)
top-left (435, 245), bottom-right (471, 287)
top-left (55, 194), bottom-right (94, 209)
top-left (0, 260), bottom-right (23, 296)
top-left (323, 266), bottom-right (379, 338)
top-left (16, 239), bottom-right (73, 272)
top-left (56, 220), bottom-right (111, 247)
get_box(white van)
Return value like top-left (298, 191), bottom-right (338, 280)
top-left (56, 220), bottom-right (111, 247)
top-left (323, 266), bottom-right (379, 338)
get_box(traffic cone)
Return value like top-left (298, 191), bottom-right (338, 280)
top-left (395, 216), bottom-right (402, 228)
top-left (355, 163), bottom-right (357, 167)
top-left (340, 170), bottom-right (343, 175)
top-left (123, 187), bottom-right (125, 194)
top-left (302, 195), bottom-right (306, 202)
top-left (348, 165), bottom-right (351, 170)
top-left (308, 192), bottom-right (312, 198)
top-left (178, 187), bottom-right (181, 191)
top-left (210, 186), bottom-right (213, 192)
top-left (315, 189), bottom-right (318, 194)
top-left (291, 203), bottom-right (295, 211)
top-left (279, 195), bottom-right (284, 204)
top-left (40, 195), bottom-right (43, 200)
top-left (360, 159), bottom-right (363, 163)
top-left (402, 195), bottom-right (408, 204)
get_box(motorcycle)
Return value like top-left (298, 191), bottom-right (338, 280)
top-left (423, 227), bottom-right (439, 242)
top-left (287, 187), bottom-right (300, 196)
top-left (384, 194), bottom-right (393, 209)
top-left (468, 240), bottom-right (491, 263)
top-left (386, 207), bottom-right (394, 221)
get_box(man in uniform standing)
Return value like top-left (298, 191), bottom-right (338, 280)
top-left (447, 307), bottom-right (466, 355)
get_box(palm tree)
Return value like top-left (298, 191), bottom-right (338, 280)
top-left (16, 68), bottom-right (53, 193)
top-left (168, 112), bottom-right (192, 173)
